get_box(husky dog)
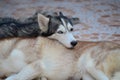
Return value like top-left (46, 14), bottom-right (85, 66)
top-left (0, 12), bottom-right (78, 48)
top-left (0, 38), bottom-right (120, 80)
top-left (0, 11), bottom-right (79, 38)
top-left (0, 13), bottom-right (120, 80)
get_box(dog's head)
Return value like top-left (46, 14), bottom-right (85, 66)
top-left (38, 12), bottom-right (77, 48)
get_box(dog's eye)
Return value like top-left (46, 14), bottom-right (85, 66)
top-left (70, 28), bottom-right (73, 31)
top-left (57, 31), bottom-right (64, 34)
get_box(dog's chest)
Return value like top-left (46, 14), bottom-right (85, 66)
top-left (41, 50), bottom-right (75, 80)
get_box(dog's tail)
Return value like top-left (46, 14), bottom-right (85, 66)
top-left (112, 72), bottom-right (120, 80)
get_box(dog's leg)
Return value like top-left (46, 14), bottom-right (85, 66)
top-left (86, 66), bottom-right (109, 80)
top-left (40, 77), bottom-right (47, 80)
top-left (5, 60), bottom-right (43, 80)
top-left (83, 73), bottom-right (94, 80)
top-left (34, 77), bottom-right (47, 80)
top-left (5, 74), bottom-right (16, 80)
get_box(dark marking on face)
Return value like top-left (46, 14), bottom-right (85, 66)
top-left (40, 16), bottom-right (59, 37)
top-left (41, 12), bottom-right (73, 37)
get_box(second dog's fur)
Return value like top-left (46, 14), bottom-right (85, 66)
top-left (0, 37), bottom-right (119, 80)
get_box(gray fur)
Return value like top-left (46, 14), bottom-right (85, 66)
top-left (0, 17), bottom-right (40, 39)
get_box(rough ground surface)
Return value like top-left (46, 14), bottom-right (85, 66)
top-left (0, 0), bottom-right (120, 43)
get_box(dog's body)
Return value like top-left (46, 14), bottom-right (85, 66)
top-left (0, 37), bottom-right (76, 80)
top-left (77, 41), bottom-right (120, 80)
top-left (0, 37), bottom-right (119, 80)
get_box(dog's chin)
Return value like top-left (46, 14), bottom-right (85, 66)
top-left (67, 46), bottom-right (75, 49)
top-left (53, 40), bottom-right (75, 49)
top-left (60, 43), bottom-right (76, 49)
top-left (64, 45), bottom-right (75, 49)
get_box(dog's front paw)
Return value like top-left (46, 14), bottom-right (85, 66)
top-left (35, 77), bottom-right (47, 80)
top-left (5, 75), bottom-right (17, 80)
top-left (40, 77), bottom-right (47, 80)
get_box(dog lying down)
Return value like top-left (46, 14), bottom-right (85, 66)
top-left (0, 12), bottom-right (120, 80)
top-left (0, 37), bottom-right (120, 80)
top-left (0, 11), bottom-right (79, 39)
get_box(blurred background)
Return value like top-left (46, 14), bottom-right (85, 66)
top-left (0, 0), bottom-right (120, 43)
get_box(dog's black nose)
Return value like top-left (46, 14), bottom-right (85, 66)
top-left (71, 41), bottom-right (78, 47)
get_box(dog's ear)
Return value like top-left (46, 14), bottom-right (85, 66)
top-left (59, 12), bottom-right (64, 16)
top-left (38, 13), bottom-right (49, 32)
top-left (70, 17), bottom-right (80, 25)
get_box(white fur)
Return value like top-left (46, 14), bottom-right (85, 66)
top-left (0, 34), bottom-right (119, 80)
top-left (0, 49), bottom-right (26, 76)
top-left (112, 72), bottom-right (120, 80)
top-left (48, 23), bottom-right (76, 48)
top-left (67, 22), bottom-right (73, 30)
top-left (83, 73), bottom-right (94, 80)
top-left (1, 37), bottom-right (76, 80)
top-left (6, 64), bottom-right (40, 80)
top-left (49, 32), bottom-right (76, 48)
top-left (61, 18), bottom-right (67, 27)
top-left (57, 25), bottom-right (66, 33)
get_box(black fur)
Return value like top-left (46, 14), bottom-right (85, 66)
top-left (41, 16), bottom-right (60, 37)
top-left (0, 16), bottom-right (60, 39)
top-left (0, 17), bottom-right (41, 39)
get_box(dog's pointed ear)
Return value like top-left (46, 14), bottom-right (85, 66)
top-left (38, 13), bottom-right (49, 32)
top-left (70, 17), bottom-right (80, 25)
top-left (59, 12), bottom-right (64, 16)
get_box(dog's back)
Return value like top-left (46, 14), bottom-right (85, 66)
top-left (97, 43), bottom-right (120, 79)
top-left (72, 41), bottom-right (120, 80)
